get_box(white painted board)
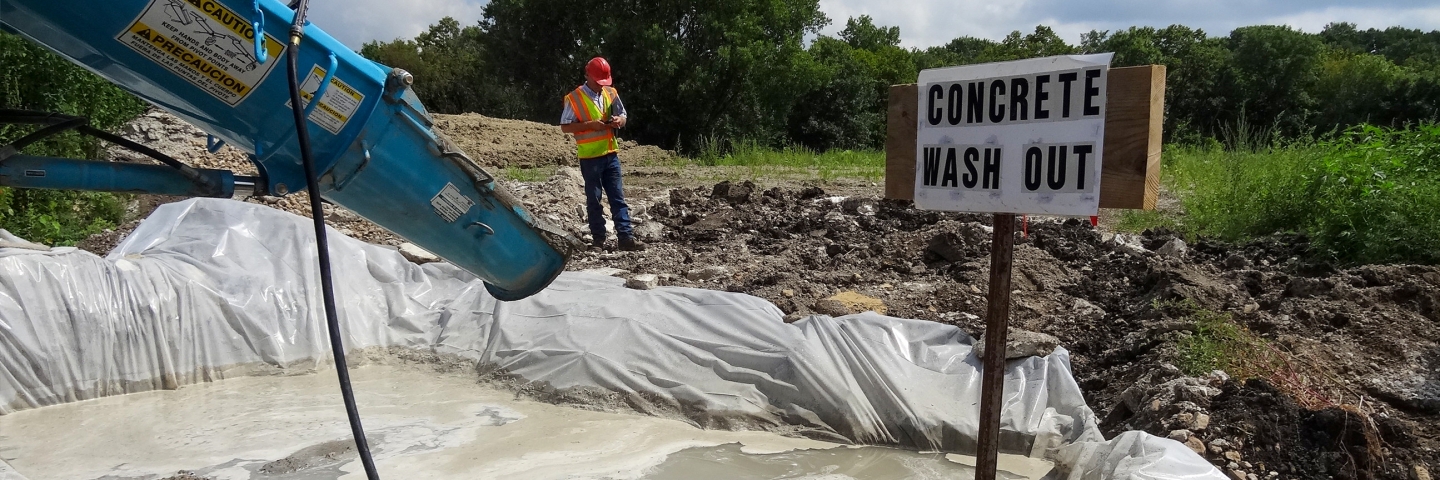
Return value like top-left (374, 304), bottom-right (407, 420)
top-left (914, 54), bottom-right (1113, 215)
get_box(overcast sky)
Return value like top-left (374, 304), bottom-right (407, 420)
top-left (308, 0), bottom-right (1440, 50)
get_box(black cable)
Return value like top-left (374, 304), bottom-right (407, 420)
top-left (8, 117), bottom-right (87, 151)
top-left (76, 126), bottom-right (191, 171)
top-left (282, 2), bottom-right (380, 478)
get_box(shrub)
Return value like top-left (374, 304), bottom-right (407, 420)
top-left (1304, 124), bottom-right (1440, 264)
top-left (0, 31), bottom-right (148, 245)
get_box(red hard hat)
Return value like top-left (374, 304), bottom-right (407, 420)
top-left (586, 57), bottom-right (612, 86)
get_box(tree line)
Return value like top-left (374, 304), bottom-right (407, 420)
top-left (361, 1), bottom-right (1440, 154)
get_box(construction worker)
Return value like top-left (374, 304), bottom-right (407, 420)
top-left (560, 57), bottom-right (646, 252)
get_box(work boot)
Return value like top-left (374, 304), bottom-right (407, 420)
top-left (618, 237), bottom-right (647, 252)
top-left (590, 236), bottom-right (608, 251)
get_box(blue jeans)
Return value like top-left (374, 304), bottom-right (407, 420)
top-left (579, 152), bottom-right (631, 241)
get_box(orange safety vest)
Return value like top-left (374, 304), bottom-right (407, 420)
top-left (565, 86), bottom-right (620, 159)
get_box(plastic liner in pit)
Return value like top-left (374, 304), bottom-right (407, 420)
top-left (0, 198), bottom-right (1224, 479)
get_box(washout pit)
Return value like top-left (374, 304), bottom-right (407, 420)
top-left (0, 363), bottom-right (1050, 479)
top-left (0, 199), bottom-right (1223, 479)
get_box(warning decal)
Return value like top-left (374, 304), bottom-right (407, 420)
top-left (117, 0), bottom-right (285, 106)
top-left (295, 65), bottom-right (366, 134)
top-left (430, 183), bottom-right (475, 223)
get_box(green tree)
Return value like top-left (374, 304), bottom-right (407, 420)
top-left (979, 26), bottom-right (1075, 62)
top-left (915, 36), bottom-right (997, 69)
top-left (1313, 49), bottom-right (1408, 130)
top-left (1086, 25), bottom-right (1231, 143)
top-left (1224, 25), bottom-right (1324, 138)
top-left (839, 15), bottom-right (900, 51)
top-left (0, 31), bottom-right (144, 245)
top-left (359, 39), bottom-right (425, 80)
top-left (481, 0), bottom-right (829, 153)
top-left (360, 17), bottom-right (527, 117)
top-left (787, 16), bottom-right (915, 151)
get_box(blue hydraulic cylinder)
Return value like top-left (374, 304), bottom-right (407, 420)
top-left (0, 0), bottom-right (578, 299)
top-left (0, 155), bottom-right (239, 197)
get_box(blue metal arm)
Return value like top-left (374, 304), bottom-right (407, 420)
top-left (1, 0), bottom-right (580, 300)
top-left (0, 155), bottom-right (243, 198)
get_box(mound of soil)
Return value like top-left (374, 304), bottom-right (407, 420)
top-left (434, 112), bottom-right (677, 168)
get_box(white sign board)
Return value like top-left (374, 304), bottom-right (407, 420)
top-left (914, 54), bottom-right (1113, 216)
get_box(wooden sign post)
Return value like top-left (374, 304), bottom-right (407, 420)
top-left (897, 58), bottom-right (1166, 480)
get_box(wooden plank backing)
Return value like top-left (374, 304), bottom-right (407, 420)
top-left (1098, 65), bottom-right (1165, 209)
top-left (885, 85), bottom-right (918, 201)
top-left (883, 65), bottom-right (1166, 210)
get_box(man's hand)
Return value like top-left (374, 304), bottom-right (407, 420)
top-left (561, 118), bottom-right (624, 134)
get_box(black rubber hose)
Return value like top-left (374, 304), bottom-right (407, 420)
top-left (283, 2), bottom-right (381, 478)
top-left (7, 117), bottom-right (87, 151)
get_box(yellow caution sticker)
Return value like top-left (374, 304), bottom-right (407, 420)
top-left (296, 65), bottom-right (366, 134)
top-left (117, 0), bottom-right (285, 106)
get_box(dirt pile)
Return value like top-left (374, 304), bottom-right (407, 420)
top-left (564, 182), bottom-right (1439, 480)
top-left (79, 110), bottom-right (677, 255)
top-left (434, 113), bottom-right (677, 168)
top-left (110, 111), bottom-right (258, 175)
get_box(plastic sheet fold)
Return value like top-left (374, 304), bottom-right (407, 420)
top-left (0, 198), bottom-right (1223, 478)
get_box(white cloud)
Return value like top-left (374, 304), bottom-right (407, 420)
top-left (817, 0), bottom-right (1440, 47)
top-left (303, 0), bottom-right (488, 50)
top-left (818, 0), bottom-right (1041, 48)
top-left (1260, 6), bottom-right (1440, 34)
top-left (301, 0), bottom-right (1440, 51)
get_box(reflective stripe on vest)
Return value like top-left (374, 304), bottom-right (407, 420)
top-left (566, 86), bottom-right (619, 159)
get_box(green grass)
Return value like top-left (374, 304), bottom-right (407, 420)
top-left (1170, 301), bottom-right (1248, 376)
top-left (691, 141), bottom-right (885, 183)
top-left (1164, 297), bottom-right (1350, 411)
top-left (1119, 123), bottom-right (1440, 265)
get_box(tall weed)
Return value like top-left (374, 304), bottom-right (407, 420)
top-left (1305, 124), bottom-right (1440, 264)
top-left (1147, 123), bottom-right (1439, 265)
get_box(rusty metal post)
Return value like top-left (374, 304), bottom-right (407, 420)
top-left (976, 213), bottom-right (1015, 480)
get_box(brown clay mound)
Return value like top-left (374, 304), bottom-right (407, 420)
top-left (433, 113), bottom-right (677, 168)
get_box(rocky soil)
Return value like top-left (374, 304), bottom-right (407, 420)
top-left (80, 111), bottom-right (1439, 480)
top-left (546, 180), bottom-right (1439, 480)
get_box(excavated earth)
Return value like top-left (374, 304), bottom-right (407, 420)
top-left (79, 111), bottom-right (1440, 480)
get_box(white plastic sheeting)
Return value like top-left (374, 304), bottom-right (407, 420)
top-left (0, 199), bottom-right (1223, 479)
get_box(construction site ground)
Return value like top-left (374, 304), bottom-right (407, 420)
top-left (76, 110), bottom-right (1440, 480)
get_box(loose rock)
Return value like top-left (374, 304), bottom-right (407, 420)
top-left (625, 274), bottom-right (659, 290)
top-left (398, 243), bottom-right (440, 264)
top-left (973, 327), bottom-right (1061, 360)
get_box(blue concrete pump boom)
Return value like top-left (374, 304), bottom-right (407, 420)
top-left (0, 0), bottom-right (580, 300)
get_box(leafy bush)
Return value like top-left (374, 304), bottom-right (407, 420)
top-left (0, 189), bottom-right (127, 245)
top-left (0, 31), bottom-right (148, 245)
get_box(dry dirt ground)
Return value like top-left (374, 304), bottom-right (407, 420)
top-left (83, 111), bottom-right (1439, 480)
